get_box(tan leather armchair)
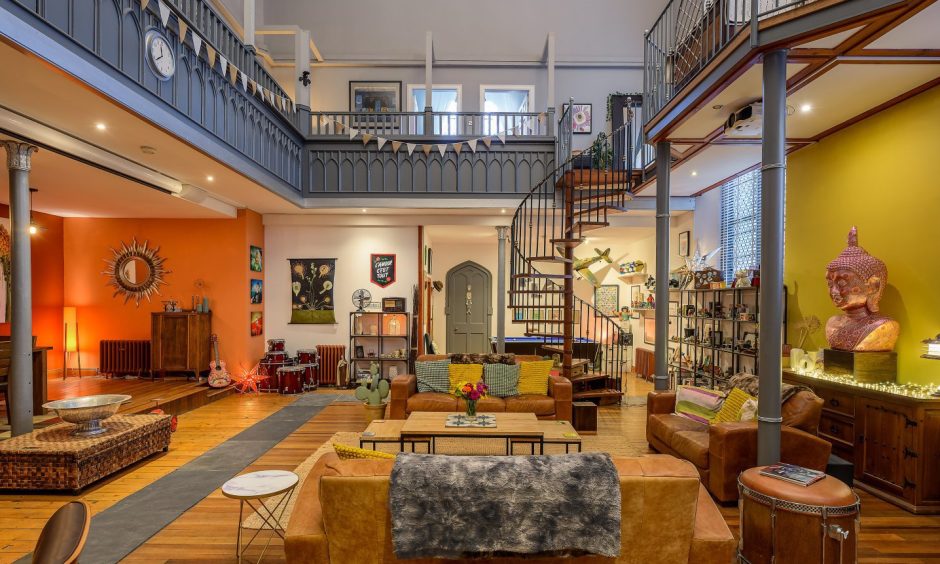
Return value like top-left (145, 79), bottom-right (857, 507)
top-left (389, 355), bottom-right (572, 421)
top-left (646, 390), bottom-right (831, 502)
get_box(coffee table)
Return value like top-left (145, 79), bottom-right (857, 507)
top-left (359, 419), bottom-right (431, 452)
top-left (513, 420), bottom-right (583, 453)
top-left (365, 412), bottom-right (543, 455)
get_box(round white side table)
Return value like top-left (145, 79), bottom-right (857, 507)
top-left (222, 470), bottom-right (299, 563)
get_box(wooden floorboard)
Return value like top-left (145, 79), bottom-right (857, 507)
top-left (2, 384), bottom-right (939, 563)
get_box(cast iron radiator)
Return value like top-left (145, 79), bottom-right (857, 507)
top-left (99, 340), bottom-right (151, 378)
top-left (315, 344), bottom-right (346, 386)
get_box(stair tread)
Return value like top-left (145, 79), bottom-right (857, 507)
top-left (540, 345), bottom-right (568, 354)
top-left (573, 205), bottom-right (630, 216)
top-left (528, 256), bottom-right (573, 263)
top-left (572, 189), bottom-right (632, 202)
top-left (509, 290), bottom-right (565, 294)
top-left (512, 319), bottom-right (566, 324)
top-left (511, 273), bottom-right (573, 279)
top-left (551, 238), bottom-right (584, 249)
top-left (555, 169), bottom-right (635, 189)
top-left (569, 373), bottom-right (611, 383)
top-left (508, 305), bottom-right (566, 309)
top-left (572, 388), bottom-right (624, 400)
top-left (572, 221), bottom-right (609, 234)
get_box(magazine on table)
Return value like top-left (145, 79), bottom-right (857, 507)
top-left (759, 463), bottom-right (825, 486)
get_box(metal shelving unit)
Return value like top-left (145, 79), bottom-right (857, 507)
top-left (349, 311), bottom-right (411, 383)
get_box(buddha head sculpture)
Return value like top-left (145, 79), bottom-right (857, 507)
top-left (824, 227), bottom-right (899, 352)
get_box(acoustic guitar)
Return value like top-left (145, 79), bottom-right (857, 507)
top-left (208, 334), bottom-right (231, 388)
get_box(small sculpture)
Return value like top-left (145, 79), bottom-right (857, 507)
top-left (825, 227), bottom-right (899, 352)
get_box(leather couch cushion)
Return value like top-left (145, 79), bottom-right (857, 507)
top-left (648, 413), bottom-right (706, 444)
top-left (781, 391), bottom-right (823, 433)
top-left (457, 396), bottom-right (506, 412)
top-left (406, 392), bottom-right (457, 413)
top-left (671, 431), bottom-right (710, 469)
top-left (504, 395), bottom-right (555, 416)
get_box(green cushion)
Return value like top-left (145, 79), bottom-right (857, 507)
top-left (415, 360), bottom-right (451, 393)
top-left (484, 363), bottom-right (520, 397)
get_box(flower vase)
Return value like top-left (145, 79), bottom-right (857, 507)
top-left (465, 399), bottom-right (477, 418)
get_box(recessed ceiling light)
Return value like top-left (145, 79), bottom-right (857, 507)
top-left (206, 175), bottom-right (214, 182)
top-left (500, 209), bottom-right (506, 214)
top-left (691, 170), bottom-right (698, 177)
top-left (140, 145), bottom-right (156, 155)
top-left (28, 224), bottom-right (38, 235)
top-left (800, 103), bottom-right (812, 113)
top-left (95, 122), bottom-right (107, 131)
top-left (361, 208), bottom-right (367, 213)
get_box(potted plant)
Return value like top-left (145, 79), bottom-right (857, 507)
top-left (355, 362), bottom-right (389, 423)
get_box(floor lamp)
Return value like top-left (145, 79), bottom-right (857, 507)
top-left (63, 306), bottom-right (81, 379)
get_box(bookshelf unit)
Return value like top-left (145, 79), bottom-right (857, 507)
top-left (349, 311), bottom-right (411, 383)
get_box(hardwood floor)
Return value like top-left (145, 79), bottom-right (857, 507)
top-left (2, 387), bottom-right (939, 563)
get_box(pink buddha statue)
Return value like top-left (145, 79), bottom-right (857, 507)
top-left (825, 227), bottom-right (899, 352)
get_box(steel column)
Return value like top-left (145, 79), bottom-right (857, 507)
top-left (654, 141), bottom-right (671, 391)
top-left (757, 49), bottom-right (788, 466)
top-left (3, 141), bottom-right (37, 436)
top-left (424, 31), bottom-right (433, 133)
top-left (243, 0), bottom-right (256, 48)
top-left (495, 226), bottom-right (510, 353)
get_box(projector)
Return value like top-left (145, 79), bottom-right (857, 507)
top-left (724, 102), bottom-right (763, 137)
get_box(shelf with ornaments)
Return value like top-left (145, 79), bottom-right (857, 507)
top-left (349, 311), bottom-right (411, 380)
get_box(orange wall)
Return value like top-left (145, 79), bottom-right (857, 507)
top-left (0, 206), bottom-right (65, 370)
top-left (63, 209), bottom-right (264, 374)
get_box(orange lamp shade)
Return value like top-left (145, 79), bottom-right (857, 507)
top-left (63, 306), bottom-right (78, 352)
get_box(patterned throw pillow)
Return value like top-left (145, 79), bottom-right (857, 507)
top-left (450, 353), bottom-right (486, 365)
top-left (674, 385), bottom-right (726, 425)
top-left (448, 363), bottom-right (484, 393)
top-left (484, 363), bottom-right (520, 397)
top-left (712, 387), bottom-right (755, 424)
top-left (333, 442), bottom-right (395, 460)
top-left (517, 360), bottom-right (554, 395)
top-left (415, 360), bottom-right (451, 393)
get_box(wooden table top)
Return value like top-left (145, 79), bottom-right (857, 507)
top-left (537, 420), bottom-right (581, 443)
top-left (400, 412), bottom-right (542, 437)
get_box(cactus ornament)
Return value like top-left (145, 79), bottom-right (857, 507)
top-left (355, 361), bottom-right (390, 405)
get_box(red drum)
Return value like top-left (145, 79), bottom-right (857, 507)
top-left (300, 363), bottom-right (318, 390)
top-left (267, 339), bottom-right (286, 352)
top-left (258, 361), bottom-right (285, 392)
top-left (297, 349), bottom-right (318, 365)
top-left (264, 351), bottom-right (287, 363)
top-left (277, 365), bottom-right (305, 394)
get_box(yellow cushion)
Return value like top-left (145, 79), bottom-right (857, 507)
top-left (712, 387), bottom-right (755, 424)
top-left (517, 360), bottom-right (554, 395)
top-left (333, 442), bottom-right (396, 460)
top-left (448, 363), bottom-right (484, 393)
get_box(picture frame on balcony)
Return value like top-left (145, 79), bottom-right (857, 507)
top-left (563, 103), bottom-right (592, 134)
top-left (349, 81), bottom-right (402, 126)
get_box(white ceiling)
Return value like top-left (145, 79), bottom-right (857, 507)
top-left (796, 26), bottom-right (864, 49)
top-left (643, 144), bottom-right (763, 197)
top-left (868, 2), bottom-right (940, 50)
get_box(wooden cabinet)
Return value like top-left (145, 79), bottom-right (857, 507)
top-left (784, 370), bottom-right (940, 514)
top-left (151, 312), bottom-right (211, 379)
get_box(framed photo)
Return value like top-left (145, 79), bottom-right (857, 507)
top-left (250, 245), bottom-right (263, 272)
top-left (250, 311), bottom-right (263, 336)
top-left (349, 81), bottom-right (402, 113)
top-left (668, 301), bottom-right (678, 316)
top-left (563, 103), bottom-right (592, 134)
top-left (250, 279), bottom-right (263, 304)
top-left (643, 316), bottom-right (656, 345)
top-left (354, 345), bottom-right (365, 359)
top-left (630, 285), bottom-right (641, 305)
top-left (678, 231), bottom-right (690, 257)
top-left (742, 331), bottom-right (758, 349)
top-left (594, 284), bottom-right (619, 315)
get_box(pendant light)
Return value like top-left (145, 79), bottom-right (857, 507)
top-left (28, 187), bottom-right (40, 236)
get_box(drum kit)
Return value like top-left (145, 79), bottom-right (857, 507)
top-left (258, 339), bottom-right (320, 394)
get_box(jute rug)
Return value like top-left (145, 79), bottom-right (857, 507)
top-left (242, 427), bottom-right (652, 530)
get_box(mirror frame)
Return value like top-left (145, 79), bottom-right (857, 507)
top-left (102, 238), bottom-right (170, 306)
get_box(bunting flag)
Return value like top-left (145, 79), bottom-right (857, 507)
top-left (453, 142), bottom-right (463, 155)
top-left (376, 137), bottom-right (388, 150)
top-left (422, 145), bottom-right (432, 156)
top-left (206, 45), bottom-right (217, 68)
top-left (229, 68), bottom-right (238, 87)
top-left (498, 133), bottom-right (506, 144)
top-left (348, 128), bottom-right (359, 140)
top-left (140, 0), bottom-right (150, 11)
top-left (482, 137), bottom-right (493, 149)
top-left (361, 133), bottom-right (374, 145)
top-left (258, 85), bottom-right (265, 101)
top-left (391, 141), bottom-right (402, 153)
top-left (406, 143), bottom-right (416, 156)
top-left (249, 80), bottom-right (257, 94)
top-left (157, 0), bottom-right (171, 26)
top-left (269, 91), bottom-right (276, 105)
top-left (467, 139), bottom-right (477, 153)
top-left (191, 33), bottom-right (202, 57)
top-left (177, 20), bottom-right (188, 44)
top-left (240, 72), bottom-right (248, 91)
top-left (218, 56), bottom-right (228, 78)
top-left (334, 122), bottom-right (345, 133)
top-left (437, 144), bottom-right (447, 157)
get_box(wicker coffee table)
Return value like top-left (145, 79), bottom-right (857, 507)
top-left (362, 412), bottom-right (545, 455)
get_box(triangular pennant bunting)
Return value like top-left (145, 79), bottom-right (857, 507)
top-left (241, 72), bottom-right (248, 91)
top-left (258, 85), bottom-right (265, 101)
top-left (498, 133), bottom-right (506, 144)
top-left (391, 141), bottom-right (402, 153)
top-left (348, 128), bottom-right (359, 140)
top-left (157, 0), bottom-right (171, 26)
top-left (334, 122), bottom-right (345, 133)
top-left (482, 137), bottom-right (493, 148)
top-left (437, 144), bottom-right (447, 157)
top-left (269, 91), bottom-right (276, 105)
top-left (140, 0), bottom-right (150, 12)
top-left (453, 142), bottom-right (463, 155)
top-left (422, 145), bottom-right (432, 156)
top-left (376, 138), bottom-right (388, 150)
top-left (361, 133), bottom-right (373, 145)
top-left (467, 139), bottom-right (478, 153)
top-left (249, 79), bottom-right (257, 94)
top-left (218, 56), bottom-right (228, 77)
top-left (177, 20), bottom-right (188, 44)
top-left (230, 67), bottom-right (238, 86)
top-left (206, 46), bottom-right (216, 67)
top-left (191, 33), bottom-right (202, 56)
top-left (538, 112), bottom-right (546, 122)
top-left (406, 143), bottom-right (416, 156)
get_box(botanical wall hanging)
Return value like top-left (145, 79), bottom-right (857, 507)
top-left (290, 258), bottom-right (337, 324)
top-left (102, 238), bottom-right (171, 306)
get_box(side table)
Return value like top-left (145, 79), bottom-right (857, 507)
top-left (222, 470), bottom-right (299, 563)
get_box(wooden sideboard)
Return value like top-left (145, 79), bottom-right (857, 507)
top-left (151, 312), bottom-right (211, 380)
top-left (783, 370), bottom-right (940, 514)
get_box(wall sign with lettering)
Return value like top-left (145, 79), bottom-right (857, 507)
top-left (370, 254), bottom-right (396, 288)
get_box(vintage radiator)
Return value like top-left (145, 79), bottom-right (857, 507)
top-left (315, 344), bottom-right (346, 387)
top-left (99, 340), bottom-right (151, 378)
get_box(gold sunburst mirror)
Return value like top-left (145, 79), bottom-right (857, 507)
top-left (102, 238), bottom-right (170, 306)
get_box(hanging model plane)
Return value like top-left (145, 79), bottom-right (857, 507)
top-left (573, 248), bottom-right (612, 287)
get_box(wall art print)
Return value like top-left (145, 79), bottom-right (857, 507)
top-left (564, 103), bottom-right (592, 134)
top-left (370, 253), bottom-right (396, 288)
top-left (250, 279), bottom-right (263, 304)
top-left (250, 311), bottom-right (263, 336)
top-left (250, 245), bottom-right (263, 272)
top-left (594, 284), bottom-right (619, 316)
top-left (290, 258), bottom-right (337, 324)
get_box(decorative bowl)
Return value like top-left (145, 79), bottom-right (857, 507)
top-left (42, 394), bottom-right (131, 436)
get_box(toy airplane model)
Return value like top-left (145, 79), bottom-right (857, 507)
top-left (573, 248), bottom-right (612, 287)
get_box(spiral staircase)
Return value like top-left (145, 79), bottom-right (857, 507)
top-left (508, 99), bottom-right (646, 404)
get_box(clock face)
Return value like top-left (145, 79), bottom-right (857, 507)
top-left (146, 30), bottom-right (175, 80)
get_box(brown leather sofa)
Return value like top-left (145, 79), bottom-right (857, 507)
top-left (389, 354), bottom-right (572, 422)
top-left (646, 390), bottom-right (831, 502)
top-left (285, 451), bottom-right (736, 563)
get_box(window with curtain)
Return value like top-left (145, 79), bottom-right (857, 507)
top-left (720, 169), bottom-right (762, 281)
top-left (408, 86), bottom-right (460, 135)
top-left (481, 87), bottom-right (532, 135)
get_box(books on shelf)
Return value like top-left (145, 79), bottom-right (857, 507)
top-left (759, 463), bottom-right (825, 487)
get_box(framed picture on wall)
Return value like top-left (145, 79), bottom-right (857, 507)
top-left (643, 316), bottom-right (656, 345)
top-left (250, 312), bottom-right (263, 336)
top-left (250, 279), bottom-right (263, 304)
top-left (630, 285), bottom-right (641, 305)
top-left (350, 81), bottom-right (402, 114)
top-left (563, 103), bottom-right (592, 134)
top-left (250, 245), bottom-right (263, 272)
top-left (679, 231), bottom-right (690, 257)
top-left (594, 284), bottom-right (619, 316)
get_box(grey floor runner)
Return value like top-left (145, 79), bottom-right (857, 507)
top-left (16, 394), bottom-right (342, 564)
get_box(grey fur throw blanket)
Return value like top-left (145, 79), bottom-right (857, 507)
top-left (388, 453), bottom-right (621, 559)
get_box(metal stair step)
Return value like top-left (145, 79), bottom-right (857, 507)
top-left (572, 221), bottom-right (609, 234)
top-left (508, 289), bottom-right (565, 295)
top-left (511, 273), bottom-right (573, 280)
top-left (550, 238), bottom-right (584, 248)
top-left (528, 256), bottom-right (573, 264)
top-left (573, 204), bottom-right (629, 217)
top-left (571, 189), bottom-right (632, 203)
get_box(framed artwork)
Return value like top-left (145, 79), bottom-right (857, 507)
top-left (630, 285), bottom-right (641, 305)
top-left (594, 284), bottom-right (619, 315)
top-left (678, 231), bottom-right (691, 257)
top-left (250, 311), bottom-right (263, 336)
top-left (643, 316), bottom-right (656, 345)
top-left (289, 258), bottom-right (337, 324)
top-left (349, 81), bottom-right (402, 113)
top-left (250, 279), bottom-right (263, 304)
top-left (250, 245), bottom-right (263, 272)
top-left (354, 345), bottom-right (365, 359)
top-left (563, 103), bottom-right (592, 134)
top-left (742, 332), bottom-right (758, 349)
top-left (370, 254), bottom-right (396, 288)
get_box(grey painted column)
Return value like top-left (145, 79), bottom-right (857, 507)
top-left (3, 141), bottom-right (38, 436)
top-left (654, 141), bottom-right (671, 391)
top-left (757, 49), bottom-right (788, 466)
top-left (495, 226), bottom-right (509, 353)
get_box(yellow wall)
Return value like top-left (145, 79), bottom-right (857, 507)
top-left (785, 85), bottom-right (940, 386)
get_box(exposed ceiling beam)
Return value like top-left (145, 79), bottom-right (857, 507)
top-left (255, 25), bottom-right (324, 62)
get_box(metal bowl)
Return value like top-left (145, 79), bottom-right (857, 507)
top-left (42, 394), bottom-right (132, 436)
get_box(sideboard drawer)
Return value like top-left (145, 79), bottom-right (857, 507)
top-left (818, 387), bottom-right (856, 417)
top-left (819, 412), bottom-right (854, 447)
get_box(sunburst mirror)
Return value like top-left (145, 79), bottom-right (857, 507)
top-left (102, 238), bottom-right (170, 306)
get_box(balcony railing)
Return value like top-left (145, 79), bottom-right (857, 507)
top-left (644, 0), bottom-right (818, 123)
top-left (310, 111), bottom-right (554, 139)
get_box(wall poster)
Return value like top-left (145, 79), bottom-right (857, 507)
top-left (289, 258), bottom-right (337, 324)
top-left (594, 284), bottom-right (619, 316)
top-left (370, 254), bottom-right (396, 288)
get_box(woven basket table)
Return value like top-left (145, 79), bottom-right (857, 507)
top-left (0, 414), bottom-right (172, 492)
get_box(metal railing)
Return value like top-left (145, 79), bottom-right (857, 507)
top-left (310, 111), bottom-right (554, 138)
top-left (644, 0), bottom-right (818, 122)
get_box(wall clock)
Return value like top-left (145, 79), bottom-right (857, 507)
top-left (145, 29), bottom-right (175, 81)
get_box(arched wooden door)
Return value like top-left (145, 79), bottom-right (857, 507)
top-left (445, 261), bottom-right (492, 353)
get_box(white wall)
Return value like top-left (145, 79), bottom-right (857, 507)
top-left (693, 187), bottom-right (722, 255)
top-left (264, 223), bottom-right (419, 353)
